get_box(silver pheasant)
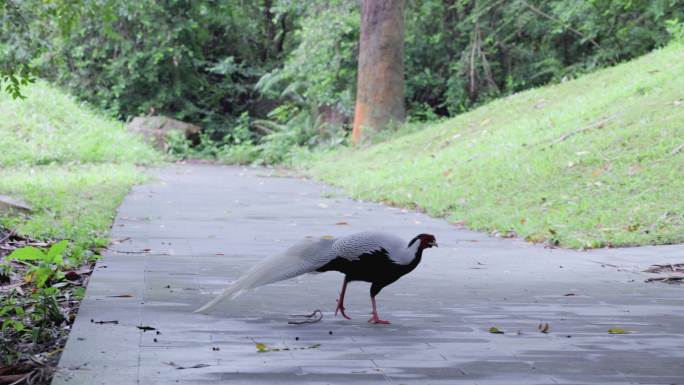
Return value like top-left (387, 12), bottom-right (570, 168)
top-left (195, 231), bottom-right (437, 324)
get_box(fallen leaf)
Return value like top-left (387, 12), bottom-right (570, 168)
top-left (628, 164), bottom-right (642, 176)
top-left (520, 218), bottom-right (526, 225)
top-left (643, 263), bottom-right (684, 274)
top-left (63, 265), bottom-right (94, 280)
top-left (645, 277), bottom-right (684, 284)
top-left (625, 223), bottom-right (639, 232)
top-left (608, 327), bottom-right (629, 334)
top-left (64, 271), bottom-right (81, 281)
top-left (538, 322), bottom-right (550, 333)
top-left (164, 361), bottom-right (210, 370)
top-left (137, 325), bottom-right (156, 332)
top-left (480, 118), bottom-right (491, 126)
top-left (488, 326), bottom-right (504, 334)
top-left (142, 248), bottom-right (151, 252)
top-left (563, 293), bottom-right (576, 296)
top-left (255, 342), bottom-right (319, 353)
top-left (335, 221), bottom-right (349, 225)
top-left (215, 252), bottom-right (224, 256)
top-left (92, 320), bottom-right (118, 325)
top-left (442, 170), bottom-right (451, 177)
top-left (108, 294), bottom-right (133, 298)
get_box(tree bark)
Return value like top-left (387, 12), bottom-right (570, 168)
top-left (262, 0), bottom-right (275, 61)
top-left (352, 0), bottom-right (405, 145)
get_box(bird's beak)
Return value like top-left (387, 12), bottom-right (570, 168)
top-left (431, 241), bottom-right (438, 248)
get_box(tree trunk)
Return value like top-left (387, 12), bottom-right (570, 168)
top-left (262, 0), bottom-right (275, 61)
top-left (352, 0), bottom-right (405, 145)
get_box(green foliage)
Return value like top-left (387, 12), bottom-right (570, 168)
top-left (44, 0), bottom-right (294, 137)
top-left (0, 64), bottom-right (35, 99)
top-left (168, 104), bottom-right (346, 165)
top-left (261, 1), bottom-right (358, 111)
top-left (10, 240), bottom-right (68, 264)
top-left (0, 0), bottom-right (42, 99)
top-left (2, 240), bottom-right (74, 364)
top-left (7, 240), bottom-right (70, 287)
top-left (666, 18), bottom-right (684, 43)
top-left (305, 43), bottom-right (684, 248)
top-left (1, 286), bottom-right (65, 362)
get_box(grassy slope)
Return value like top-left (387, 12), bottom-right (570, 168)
top-left (307, 44), bottom-right (684, 248)
top-left (0, 80), bottom-right (160, 249)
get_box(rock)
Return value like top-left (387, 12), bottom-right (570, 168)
top-left (127, 116), bottom-right (201, 152)
top-left (0, 195), bottom-right (32, 215)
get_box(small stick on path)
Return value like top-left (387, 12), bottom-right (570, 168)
top-left (288, 309), bottom-right (323, 324)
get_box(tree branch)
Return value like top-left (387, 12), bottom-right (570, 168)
top-left (519, 0), bottom-right (600, 49)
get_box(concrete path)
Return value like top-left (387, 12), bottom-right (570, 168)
top-left (53, 164), bottom-right (684, 385)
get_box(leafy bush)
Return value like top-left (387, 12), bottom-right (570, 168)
top-left (40, 0), bottom-right (296, 138)
top-left (666, 18), bottom-right (684, 43)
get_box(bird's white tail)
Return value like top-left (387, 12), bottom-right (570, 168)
top-left (194, 237), bottom-right (334, 313)
top-left (193, 282), bottom-right (246, 313)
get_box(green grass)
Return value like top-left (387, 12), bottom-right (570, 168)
top-left (0, 80), bottom-right (160, 252)
top-left (0, 81), bottom-right (158, 166)
top-left (305, 43), bottom-right (684, 248)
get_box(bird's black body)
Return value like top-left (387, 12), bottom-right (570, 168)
top-left (316, 245), bottom-right (424, 297)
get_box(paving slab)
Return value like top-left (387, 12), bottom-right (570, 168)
top-left (53, 164), bottom-right (684, 385)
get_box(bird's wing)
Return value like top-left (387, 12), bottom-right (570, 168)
top-left (331, 232), bottom-right (399, 261)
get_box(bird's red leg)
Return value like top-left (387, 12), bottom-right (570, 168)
top-left (335, 280), bottom-right (351, 320)
top-left (368, 296), bottom-right (390, 324)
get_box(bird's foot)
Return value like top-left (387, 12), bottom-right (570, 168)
top-left (335, 300), bottom-right (352, 320)
top-left (367, 315), bottom-right (390, 325)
